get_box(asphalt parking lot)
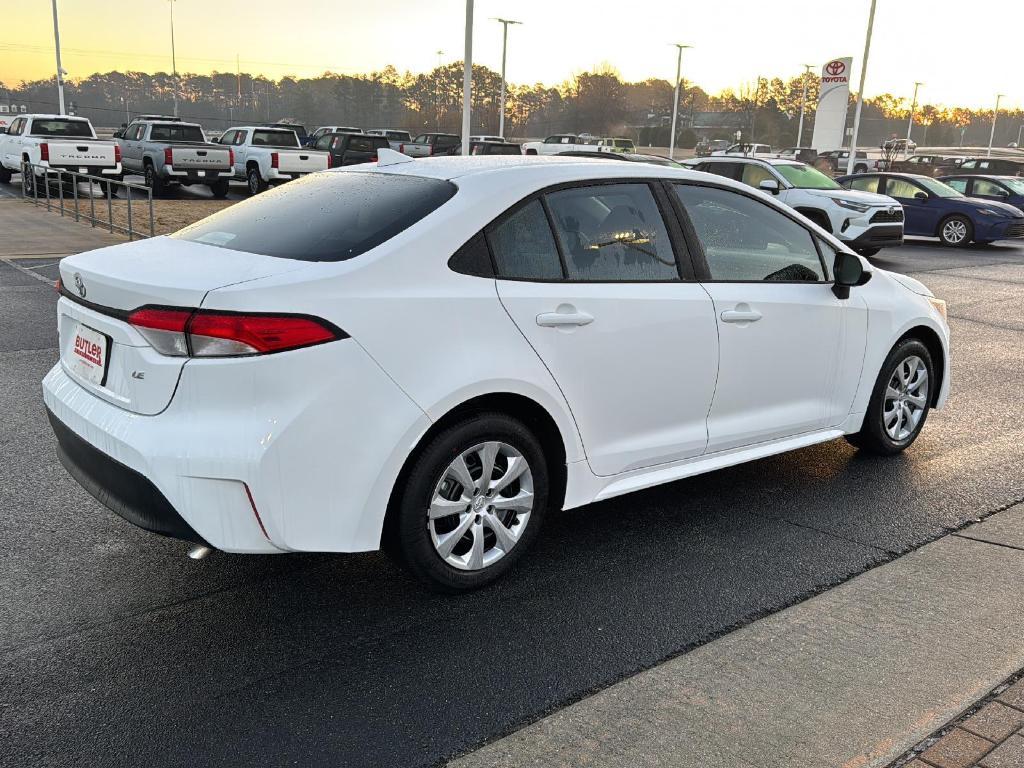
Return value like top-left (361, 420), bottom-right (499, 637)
top-left (2, 233), bottom-right (1024, 767)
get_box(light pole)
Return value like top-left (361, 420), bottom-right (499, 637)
top-left (750, 76), bottom-right (764, 145)
top-left (461, 0), bottom-right (473, 156)
top-left (906, 81), bottom-right (922, 146)
top-left (1017, 123), bottom-right (1023, 148)
top-left (846, 0), bottom-right (877, 176)
top-left (50, 0), bottom-right (66, 114)
top-left (493, 18), bottom-right (521, 139)
top-left (796, 64), bottom-right (813, 148)
top-left (668, 44), bottom-right (692, 160)
top-left (169, 0), bottom-right (179, 117)
top-left (987, 94), bottom-right (1005, 157)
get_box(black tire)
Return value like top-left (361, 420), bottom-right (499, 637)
top-left (846, 338), bottom-right (934, 456)
top-left (854, 164), bottom-right (867, 173)
top-left (22, 168), bottom-right (34, 196)
top-left (246, 166), bottom-right (267, 195)
top-left (525, 148), bottom-right (538, 156)
top-left (209, 179), bottom-right (230, 199)
top-left (974, 239), bottom-right (993, 246)
top-left (144, 163), bottom-right (165, 198)
top-left (389, 413), bottom-right (549, 593)
top-left (0, 166), bottom-right (11, 184)
top-left (855, 247), bottom-right (881, 257)
top-left (938, 214), bottom-right (972, 247)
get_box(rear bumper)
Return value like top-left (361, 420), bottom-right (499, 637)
top-left (47, 407), bottom-right (207, 544)
top-left (164, 167), bottom-right (233, 182)
top-left (37, 163), bottom-right (122, 177)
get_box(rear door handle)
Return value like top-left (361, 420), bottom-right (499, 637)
top-left (536, 305), bottom-right (594, 327)
top-left (720, 307), bottom-right (762, 323)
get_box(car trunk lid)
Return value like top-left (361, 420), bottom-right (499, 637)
top-left (46, 140), bottom-right (118, 169)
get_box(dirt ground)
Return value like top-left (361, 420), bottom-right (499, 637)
top-left (104, 198), bottom-right (235, 236)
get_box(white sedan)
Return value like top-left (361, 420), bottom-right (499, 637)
top-left (44, 152), bottom-right (950, 592)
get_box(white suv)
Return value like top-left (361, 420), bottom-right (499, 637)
top-left (44, 155), bottom-right (948, 592)
top-left (691, 156), bottom-right (904, 255)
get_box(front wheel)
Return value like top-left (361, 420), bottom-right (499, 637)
top-left (389, 413), bottom-right (549, 593)
top-left (846, 338), bottom-right (933, 455)
top-left (246, 166), bottom-right (267, 195)
top-left (938, 215), bottom-right (972, 247)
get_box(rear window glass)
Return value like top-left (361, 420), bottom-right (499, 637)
top-left (30, 119), bottom-right (93, 137)
top-left (347, 137), bottom-right (387, 152)
top-left (172, 172), bottom-right (456, 262)
top-left (252, 130), bottom-right (299, 147)
top-left (149, 124), bottom-right (205, 142)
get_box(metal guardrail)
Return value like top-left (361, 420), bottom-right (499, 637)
top-left (20, 162), bottom-right (155, 240)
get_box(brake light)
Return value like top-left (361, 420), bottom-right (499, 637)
top-left (271, 152), bottom-right (279, 169)
top-left (164, 147), bottom-right (173, 165)
top-left (398, 144), bottom-right (405, 154)
top-left (326, 153), bottom-right (333, 169)
top-left (127, 306), bottom-right (345, 357)
top-left (369, 155), bottom-right (378, 163)
top-left (114, 144), bottom-right (122, 164)
top-left (228, 148), bottom-right (234, 166)
top-left (40, 143), bottom-right (49, 162)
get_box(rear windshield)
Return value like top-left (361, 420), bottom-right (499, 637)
top-left (252, 129), bottom-right (299, 147)
top-left (150, 124), bottom-right (205, 142)
top-left (30, 119), bottom-right (93, 137)
top-left (343, 136), bottom-right (388, 152)
top-left (172, 172), bottom-right (457, 262)
top-left (387, 131), bottom-right (411, 142)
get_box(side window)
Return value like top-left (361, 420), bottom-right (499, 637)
top-left (8, 118), bottom-right (23, 135)
top-left (848, 176), bottom-right (880, 193)
top-left (703, 162), bottom-right (741, 181)
top-left (960, 160), bottom-right (977, 169)
top-left (973, 179), bottom-right (1007, 197)
top-left (944, 178), bottom-right (968, 194)
top-left (884, 178), bottom-right (922, 199)
top-left (740, 163), bottom-right (776, 188)
top-left (486, 199), bottom-right (563, 280)
top-left (233, 130), bottom-right (247, 146)
top-left (132, 124), bottom-right (146, 140)
top-left (674, 184), bottom-right (825, 282)
top-left (545, 183), bottom-right (679, 281)
top-left (316, 135), bottom-right (333, 151)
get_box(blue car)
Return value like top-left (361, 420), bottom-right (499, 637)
top-left (836, 172), bottom-right (1024, 247)
top-left (937, 175), bottom-right (1024, 215)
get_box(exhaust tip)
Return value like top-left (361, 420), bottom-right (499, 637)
top-left (187, 544), bottom-right (214, 560)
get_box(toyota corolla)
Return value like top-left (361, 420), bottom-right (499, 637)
top-left (44, 153), bottom-right (950, 592)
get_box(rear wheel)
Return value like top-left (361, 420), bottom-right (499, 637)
top-left (389, 413), bottom-right (549, 593)
top-left (938, 215), bottom-right (972, 247)
top-left (246, 166), bottom-right (267, 195)
top-left (854, 164), bottom-right (867, 173)
top-left (209, 180), bottom-right (230, 199)
top-left (525, 148), bottom-right (537, 156)
top-left (846, 338), bottom-right (933, 455)
top-left (144, 164), bottom-right (166, 198)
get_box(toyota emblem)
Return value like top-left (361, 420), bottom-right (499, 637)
top-left (826, 60), bottom-right (846, 76)
top-left (888, 206), bottom-right (897, 215)
top-left (73, 272), bottom-right (86, 298)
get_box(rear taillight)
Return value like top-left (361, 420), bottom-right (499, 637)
top-left (398, 144), bottom-right (405, 154)
top-left (127, 306), bottom-right (345, 357)
top-left (326, 153), bottom-right (333, 169)
top-left (428, 146), bottom-right (434, 156)
top-left (164, 147), bottom-right (173, 165)
top-left (40, 143), bottom-right (49, 162)
top-left (114, 144), bottom-right (122, 164)
top-left (228, 148), bottom-right (234, 166)
top-left (270, 152), bottom-right (279, 169)
top-left (369, 155), bottom-right (378, 163)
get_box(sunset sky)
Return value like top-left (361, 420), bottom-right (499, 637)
top-left (1, 0), bottom-right (1020, 110)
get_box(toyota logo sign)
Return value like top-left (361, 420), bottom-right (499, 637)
top-left (826, 60), bottom-right (846, 76)
top-left (73, 272), bottom-right (86, 298)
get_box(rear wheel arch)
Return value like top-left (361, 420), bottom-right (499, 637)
top-left (382, 392), bottom-right (567, 547)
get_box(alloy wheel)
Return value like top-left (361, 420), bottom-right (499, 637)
top-left (883, 355), bottom-right (929, 441)
top-left (427, 441), bottom-right (534, 571)
top-left (942, 218), bottom-right (968, 244)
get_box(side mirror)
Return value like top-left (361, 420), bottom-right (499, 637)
top-left (914, 191), bottom-right (928, 201)
top-left (758, 179), bottom-right (780, 195)
top-left (112, 130), bottom-right (123, 139)
top-left (833, 250), bottom-right (872, 299)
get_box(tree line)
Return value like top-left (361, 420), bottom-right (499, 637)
top-left (4, 64), bottom-right (1022, 148)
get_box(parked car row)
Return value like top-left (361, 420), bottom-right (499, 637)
top-left (521, 134), bottom-right (636, 155)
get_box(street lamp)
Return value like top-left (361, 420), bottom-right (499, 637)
top-left (668, 44), bottom-right (692, 160)
top-left (796, 64), bottom-right (813, 149)
top-left (906, 81), bottom-right (923, 146)
top-left (846, 0), bottom-right (877, 176)
top-left (169, 0), bottom-right (179, 117)
top-left (50, 0), bottom-right (66, 115)
top-left (461, 0), bottom-right (473, 156)
top-left (987, 94), bottom-right (1005, 157)
top-left (492, 18), bottom-right (521, 140)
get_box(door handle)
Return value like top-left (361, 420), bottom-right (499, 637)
top-left (720, 307), bottom-right (762, 323)
top-left (536, 305), bottom-right (594, 327)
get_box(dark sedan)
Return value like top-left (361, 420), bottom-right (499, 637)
top-left (938, 175), bottom-right (1024, 214)
top-left (313, 132), bottom-right (389, 166)
top-left (836, 172), bottom-right (1024, 247)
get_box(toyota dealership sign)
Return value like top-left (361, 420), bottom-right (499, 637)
top-left (811, 57), bottom-right (853, 152)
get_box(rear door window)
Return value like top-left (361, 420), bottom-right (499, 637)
top-left (545, 183), bottom-right (679, 281)
top-left (172, 172), bottom-right (456, 262)
top-left (944, 178), bottom-right (968, 194)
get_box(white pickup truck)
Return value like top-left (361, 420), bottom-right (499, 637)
top-left (0, 114), bottom-right (121, 189)
top-left (711, 142), bottom-right (775, 158)
top-left (217, 126), bottom-right (328, 194)
top-left (521, 134), bottom-right (601, 155)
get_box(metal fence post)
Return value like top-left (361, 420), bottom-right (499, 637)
top-left (148, 187), bottom-right (155, 237)
top-left (57, 169), bottom-right (65, 217)
top-left (106, 179), bottom-right (113, 233)
top-left (45, 168), bottom-right (51, 211)
top-left (72, 173), bottom-right (80, 222)
top-left (126, 183), bottom-right (134, 241)
top-left (89, 178), bottom-right (96, 227)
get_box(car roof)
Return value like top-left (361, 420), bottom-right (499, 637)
top-left (700, 156), bottom-right (803, 167)
top-left (22, 114), bottom-right (89, 120)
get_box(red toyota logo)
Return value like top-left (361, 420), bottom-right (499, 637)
top-left (826, 60), bottom-right (846, 76)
